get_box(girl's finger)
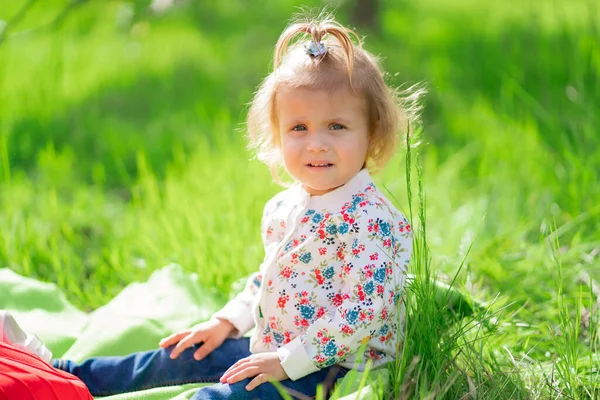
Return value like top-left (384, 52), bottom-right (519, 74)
top-left (221, 357), bottom-right (252, 381)
top-left (169, 333), bottom-right (198, 359)
top-left (159, 331), bottom-right (188, 348)
top-left (245, 373), bottom-right (268, 391)
top-left (226, 365), bottom-right (261, 385)
top-left (192, 339), bottom-right (217, 361)
top-left (222, 356), bottom-right (249, 374)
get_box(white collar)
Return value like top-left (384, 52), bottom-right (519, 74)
top-left (293, 169), bottom-right (375, 210)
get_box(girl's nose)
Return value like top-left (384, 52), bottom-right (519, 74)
top-left (306, 132), bottom-right (329, 153)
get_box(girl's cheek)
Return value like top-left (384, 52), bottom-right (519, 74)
top-left (281, 141), bottom-right (298, 159)
top-left (284, 137), bottom-right (302, 151)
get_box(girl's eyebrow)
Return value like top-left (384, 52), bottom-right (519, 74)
top-left (281, 116), bottom-right (353, 124)
top-left (328, 117), bottom-right (351, 124)
top-left (282, 117), bottom-right (308, 124)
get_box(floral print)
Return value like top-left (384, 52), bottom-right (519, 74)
top-left (312, 329), bottom-right (352, 367)
top-left (261, 316), bottom-right (293, 347)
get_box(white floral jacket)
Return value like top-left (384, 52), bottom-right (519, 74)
top-left (213, 169), bottom-right (412, 381)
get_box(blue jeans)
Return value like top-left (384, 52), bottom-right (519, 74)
top-left (53, 338), bottom-right (349, 399)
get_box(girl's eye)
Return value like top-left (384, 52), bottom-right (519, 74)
top-left (330, 123), bottom-right (346, 131)
top-left (291, 125), bottom-right (307, 132)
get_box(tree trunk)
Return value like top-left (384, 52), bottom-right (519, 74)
top-left (350, 0), bottom-right (379, 32)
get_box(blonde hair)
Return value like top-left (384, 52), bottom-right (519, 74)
top-left (247, 13), bottom-right (423, 180)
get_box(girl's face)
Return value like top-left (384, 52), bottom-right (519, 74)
top-left (276, 86), bottom-right (370, 196)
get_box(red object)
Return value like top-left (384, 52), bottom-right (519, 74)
top-left (0, 341), bottom-right (92, 400)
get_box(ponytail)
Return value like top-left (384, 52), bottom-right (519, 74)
top-left (273, 18), bottom-right (359, 87)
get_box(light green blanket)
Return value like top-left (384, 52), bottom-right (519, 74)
top-left (0, 264), bottom-right (385, 399)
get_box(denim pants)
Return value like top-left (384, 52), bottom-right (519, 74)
top-left (53, 338), bottom-right (349, 399)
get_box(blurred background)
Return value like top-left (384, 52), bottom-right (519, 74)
top-left (0, 1), bottom-right (599, 393)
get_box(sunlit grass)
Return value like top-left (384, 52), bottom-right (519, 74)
top-left (0, 0), bottom-right (598, 397)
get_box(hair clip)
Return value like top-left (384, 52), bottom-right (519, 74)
top-left (305, 41), bottom-right (327, 57)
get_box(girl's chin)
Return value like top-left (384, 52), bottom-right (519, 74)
top-left (302, 182), bottom-right (343, 196)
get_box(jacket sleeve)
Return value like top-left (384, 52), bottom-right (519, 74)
top-left (277, 211), bottom-right (412, 380)
top-left (211, 196), bottom-right (280, 337)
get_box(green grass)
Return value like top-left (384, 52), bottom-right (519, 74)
top-left (1, 0), bottom-right (599, 397)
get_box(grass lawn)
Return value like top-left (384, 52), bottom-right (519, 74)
top-left (1, 0), bottom-right (599, 397)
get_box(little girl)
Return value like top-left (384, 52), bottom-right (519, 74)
top-left (2, 15), bottom-right (416, 400)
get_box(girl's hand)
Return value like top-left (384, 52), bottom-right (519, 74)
top-left (159, 318), bottom-right (236, 361)
top-left (220, 352), bottom-right (289, 391)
